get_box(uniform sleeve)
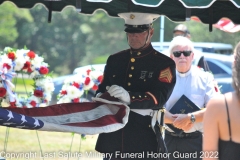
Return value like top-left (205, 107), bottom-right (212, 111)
top-left (129, 63), bottom-right (176, 110)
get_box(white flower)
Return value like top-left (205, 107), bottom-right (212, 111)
top-left (1, 99), bottom-right (10, 107)
top-left (66, 86), bottom-right (84, 99)
top-left (90, 70), bottom-right (103, 79)
top-left (0, 55), bottom-right (13, 70)
top-left (30, 55), bottom-right (45, 70)
top-left (14, 56), bottom-right (27, 71)
top-left (16, 49), bottom-right (30, 56)
top-left (57, 96), bottom-right (72, 104)
top-left (43, 82), bottom-right (55, 93)
top-left (39, 103), bottom-right (47, 107)
top-left (29, 70), bottom-right (40, 78)
top-left (45, 93), bottom-right (52, 102)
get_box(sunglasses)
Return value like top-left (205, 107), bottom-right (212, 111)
top-left (173, 51), bottom-right (192, 57)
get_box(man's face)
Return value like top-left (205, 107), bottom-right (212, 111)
top-left (127, 28), bottom-right (153, 49)
top-left (170, 45), bottom-right (194, 73)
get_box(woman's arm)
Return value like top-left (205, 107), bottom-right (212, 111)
top-left (203, 97), bottom-right (221, 160)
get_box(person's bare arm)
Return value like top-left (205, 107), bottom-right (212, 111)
top-left (164, 110), bottom-right (176, 124)
top-left (203, 98), bottom-right (221, 160)
top-left (172, 108), bottom-right (206, 130)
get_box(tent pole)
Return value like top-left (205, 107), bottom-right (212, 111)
top-left (160, 16), bottom-right (165, 51)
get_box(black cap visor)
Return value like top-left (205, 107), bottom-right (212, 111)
top-left (124, 24), bottom-right (151, 33)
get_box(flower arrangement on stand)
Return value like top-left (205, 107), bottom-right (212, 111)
top-left (0, 46), bottom-right (55, 108)
top-left (0, 46), bottom-right (55, 158)
top-left (57, 68), bottom-right (103, 104)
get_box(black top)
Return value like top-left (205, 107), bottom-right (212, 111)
top-left (218, 96), bottom-right (240, 160)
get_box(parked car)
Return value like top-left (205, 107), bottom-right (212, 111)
top-left (152, 42), bottom-right (233, 55)
top-left (197, 52), bottom-right (234, 94)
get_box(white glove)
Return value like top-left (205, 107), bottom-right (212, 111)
top-left (107, 85), bottom-right (130, 104)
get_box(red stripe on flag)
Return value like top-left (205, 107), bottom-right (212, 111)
top-left (6, 102), bottom-right (113, 117)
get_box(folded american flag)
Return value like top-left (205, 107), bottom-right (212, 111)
top-left (0, 97), bottom-right (130, 135)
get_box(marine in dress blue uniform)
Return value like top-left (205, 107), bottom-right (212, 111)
top-left (95, 13), bottom-right (176, 160)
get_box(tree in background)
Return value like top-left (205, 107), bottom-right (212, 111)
top-left (1, 2), bottom-right (240, 76)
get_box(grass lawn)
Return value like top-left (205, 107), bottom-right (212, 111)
top-left (0, 127), bottom-right (102, 160)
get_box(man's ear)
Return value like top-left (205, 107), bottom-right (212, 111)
top-left (150, 28), bottom-right (154, 37)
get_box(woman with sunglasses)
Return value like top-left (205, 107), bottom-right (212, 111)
top-left (164, 36), bottom-right (220, 160)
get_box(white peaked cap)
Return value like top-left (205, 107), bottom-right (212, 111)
top-left (118, 12), bottom-right (160, 25)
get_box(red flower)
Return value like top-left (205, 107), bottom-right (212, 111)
top-left (84, 77), bottom-right (91, 85)
top-left (7, 52), bottom-right (16, 60)
top-left (92, 84), bottom-right (98, 91)
top-left (86, 69), bottom-right (91, 75)
top-left (27, 51), bottom-right (36, 59)
top-left (61, 90), bottom-right (67, 95)
top-left (34, 90), bottom-right (43, 97)
top-left (27, 67), bottom-right (33, 73)
top-left (10, 101), bottom-right (17, 108)
top-left (73, 82), bottom-right (80, 88)
top-left (39, 66), bottom-right (49, 75)
top-left (30, 101), bottom-right (37, 107)
top-left (97, 75), bottom-right (103, 82)
top-left (3, 63), bottom-right (11, 70)
top-left (0, 87), bottom-right (7, 97)
top-left (73, 98), bottom-right (79, 103)
top-left (23, 61), bottom-right (31, 70)
top-left (214, 87), bottom-right (219, 92)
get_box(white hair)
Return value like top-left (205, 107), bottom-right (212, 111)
top-left (168, 36), bottom-right (195, 54)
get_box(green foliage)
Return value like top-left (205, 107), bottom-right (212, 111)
top-left (0, 2), bottom-right (33, 49)
top-left (1, 2), bottom-right (240, 77)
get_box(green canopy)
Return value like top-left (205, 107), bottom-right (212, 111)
top-left (1, 0), bottom-right (240, 25)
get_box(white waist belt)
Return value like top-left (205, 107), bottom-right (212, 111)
top-left (131, 109), bottom-right (153, 116)
top-left (131, 109), bottom-right (164, 133)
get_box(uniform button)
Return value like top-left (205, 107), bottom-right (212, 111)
top-left (137, 52), bottom-right (141, 55)
top-left (149, 125), bottom-right (151, 128)
top-left (131, 58), bottom-right (135, 62)
top-left (131, 66), bottom-right (134, 70)
top-left (130, 51), bottom-right (133, 54)
top-left (128, 82), bottom-right (131, 86)
top-left (139, 95), bottom-right (141, 98)
top-left (145, 95), bottom-right (147, 98)
top-left (144, 79), bottom-right (146, 81)
top-left (132, 96), bottom-right (135, 99)
top-left (129, 74), bottom-right (132, 78)
top-left (113, 75), bottom-right (115, 77)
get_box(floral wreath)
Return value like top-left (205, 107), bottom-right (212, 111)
top-left (0, 47), bottom-right (54, 108)
top-left (57, 68), bottom-right (103, 104)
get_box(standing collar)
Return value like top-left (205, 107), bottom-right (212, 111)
top-left (130, 44), bottom-right (154, 57)
top-left (177, 67), bottom-right (192, 77)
